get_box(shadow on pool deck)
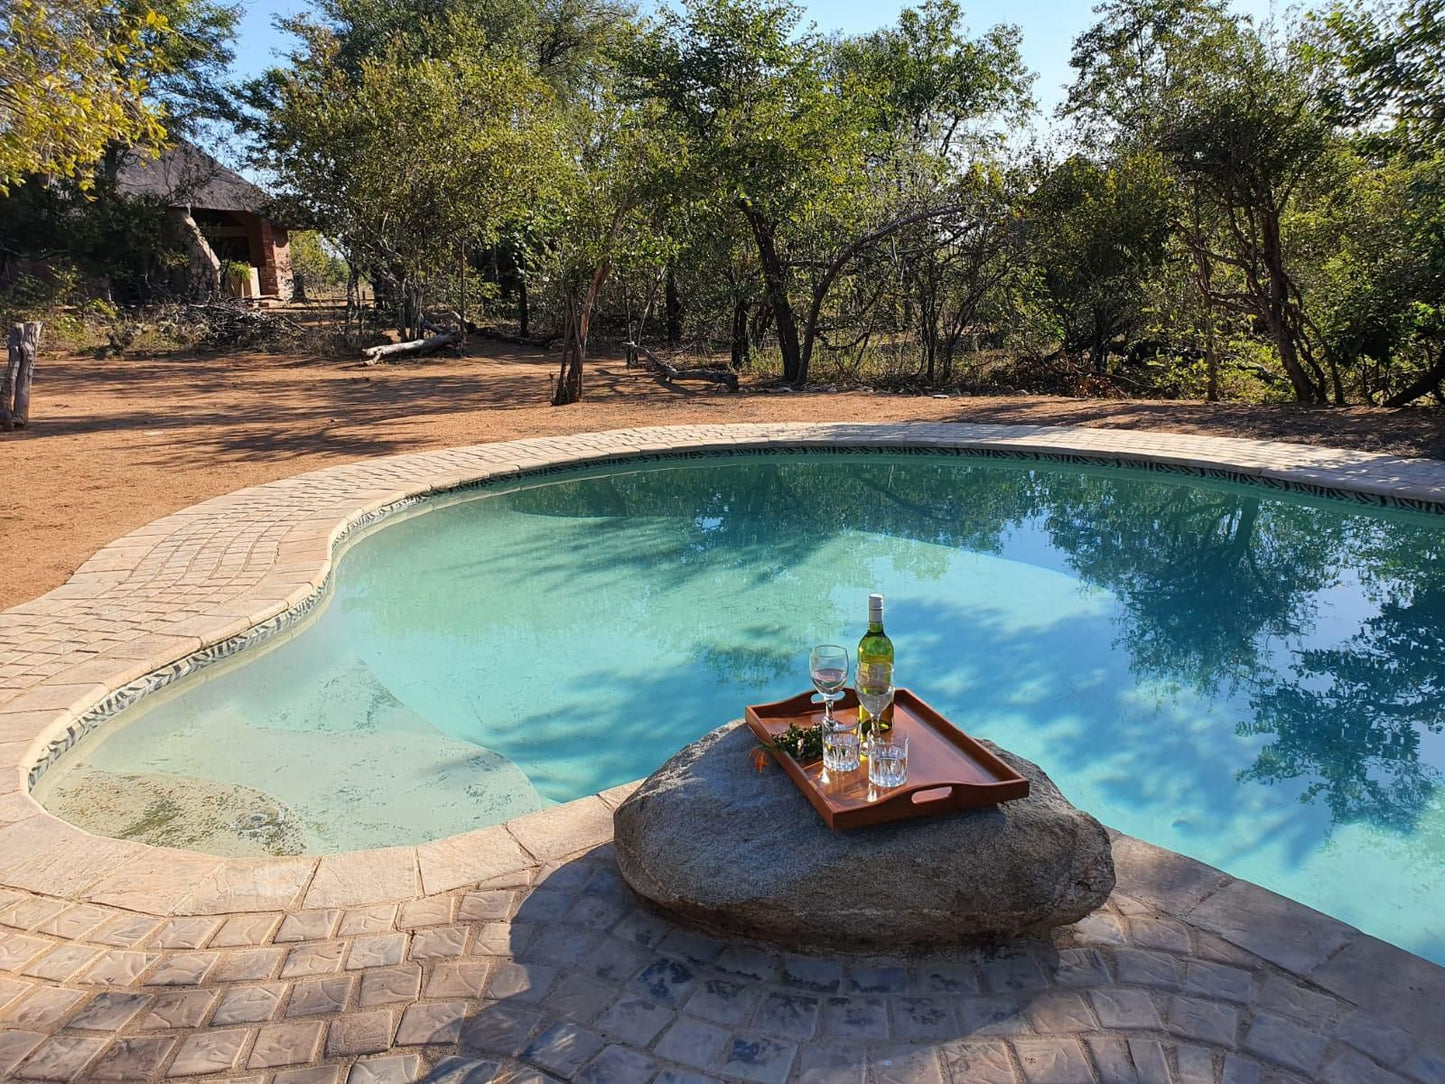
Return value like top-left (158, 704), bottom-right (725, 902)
top-left (381, 839), bottom-right (1442, 1083)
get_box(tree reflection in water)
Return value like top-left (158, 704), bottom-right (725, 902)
top-left (509, 455), bottom-right (1445, 838)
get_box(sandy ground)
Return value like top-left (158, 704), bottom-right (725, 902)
top-left (3, 337), bottom-right (1443, 611)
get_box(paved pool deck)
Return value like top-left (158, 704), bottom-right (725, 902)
top-left (1, 423), bottom-right (1443, 1083)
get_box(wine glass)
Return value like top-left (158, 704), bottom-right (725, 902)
top-left (809, 644), bottom-right (850, 728)
top-left (857, 683), bottom-right (895, 747)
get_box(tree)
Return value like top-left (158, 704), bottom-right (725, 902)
top-left (629, 0), bottom-right (1031, 386)
top-left (254, 28), bottom-right (563, 340)
top-left (625, 0), bottom-right (860, 385)
top-left (136, 0), bottom-right (241, 134)
top-left (544, 91), bottom-right (675, 404)
top-left (1065, 1), bottom-right (1344, 404)
top-left (1027, 151), bottom-right (1176, 372)
top-left (1063, 0), bottom-right (1234, 146)
top-left (1159, 30), bottom-right (1342, 404)
top-left (838, 0), bottom-right (1033, 164)
top-left (0, 0), bottom-right (168, 191)
top-left (1315, 0), bottom-right (1445, 404)
top-left (287, 230), bottom-right (348, 298)
top-left (1326, 0), bottom-right (1445, 153)
top-left (1293, 150), bottom-right (1445, 404)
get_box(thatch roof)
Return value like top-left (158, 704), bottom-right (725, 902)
top-left (116, 142), bottom-right (278, 217)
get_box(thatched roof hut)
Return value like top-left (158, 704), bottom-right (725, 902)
top-left (117, 143), bottom-right (294, 300)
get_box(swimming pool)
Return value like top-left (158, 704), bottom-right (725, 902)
top-left (33, 452), bottom-right (1445, 964)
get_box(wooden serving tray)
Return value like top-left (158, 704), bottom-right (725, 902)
top-left (744, 688), bottom-right (1030, 829)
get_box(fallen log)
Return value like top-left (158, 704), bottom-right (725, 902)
top-left (361, 329), bottom-right (462, 364)
top-left (421, 312), bottom-right (475, 335)
top-left (626, 342), bottom-right (739, 390)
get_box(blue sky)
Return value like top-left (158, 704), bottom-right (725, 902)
top-left (230, 0), bottom-right (1276, 118)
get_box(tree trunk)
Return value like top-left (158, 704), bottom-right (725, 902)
top-left (730, 298), bottom-right (750, 370)
top-left (553, 295), bottom-right (583, 405)
top-left (2, 322), bottom-right (41, 430)
top-left (518, 275), bottom-right (530, 339)
top-left (1383, 345), bottom-right (1445, 408)
top-left (1261, 212), bottom-right (1321, 404)
top-left (1091, 306), bottom-right (1110, 374)
top-left (344, 263), bottom-right (360, 343)
top-left (750, 302), bottom-right (773, 349)
top-left (1204, 316), bottom-right (1219, 403)
top-left (742, 208), bottom-right (803, 384)
top-left (551, 262), bottom-right (611, 406)
top-left (401, 279), bottom-right (423, 343)
top-left (665, 263), bottom-right (682, 345)
top-left (1188, 228), bottom-right (1220, 402)
top-left (918, 272), bottom-right (938, 384)
top-left (459, 242), bottom-right (467, 331)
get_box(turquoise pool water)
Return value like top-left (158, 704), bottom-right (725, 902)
top-left (37, 453), bottom-right (1445, 963)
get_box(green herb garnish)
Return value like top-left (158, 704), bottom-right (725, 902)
top-left (752, 722), bottom-right (823, 770)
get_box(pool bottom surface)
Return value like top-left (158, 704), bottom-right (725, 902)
top-left (33, 453), bottom-right (1445, 966)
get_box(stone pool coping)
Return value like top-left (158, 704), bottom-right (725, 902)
top-left (0, 425), bottom-right (1442, 935)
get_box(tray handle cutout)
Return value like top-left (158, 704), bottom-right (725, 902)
top-left (909, 785), bottom-right (955, 805)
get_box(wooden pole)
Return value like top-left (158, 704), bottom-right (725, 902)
top-left (459, 241), bottom-right (467, 333)
top-left (3, 322), bottom-right (41, 430)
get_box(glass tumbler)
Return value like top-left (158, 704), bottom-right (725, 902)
top-left (867, 733), bottom-right (909, 791)
top-left (821, 724), bottom-right (861, 775)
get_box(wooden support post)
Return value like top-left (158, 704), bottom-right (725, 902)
top-left (3, 322), bottom-right (42, 430)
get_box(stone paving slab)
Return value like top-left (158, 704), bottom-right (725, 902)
top-left (0, 424), bottom-right (1443, 1080)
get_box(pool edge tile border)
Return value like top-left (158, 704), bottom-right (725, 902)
top-left (0, 420), bottom-right (1441, 1019)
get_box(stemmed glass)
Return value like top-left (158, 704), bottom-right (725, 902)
top-left (809, 645), bottom-right (850, 728)
top-left (857, 683), bottom-right (895, 748)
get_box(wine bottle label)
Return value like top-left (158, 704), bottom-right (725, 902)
top-left (861, 662), bottom-right (892, 688)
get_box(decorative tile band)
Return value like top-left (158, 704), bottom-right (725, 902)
top-left (25, 438), bottom-right (1445, 789)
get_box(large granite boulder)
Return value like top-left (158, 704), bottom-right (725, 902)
top-left (614, 721), bottom-right (1114, 949)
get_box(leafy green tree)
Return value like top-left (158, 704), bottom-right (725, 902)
top-left (837, 0), bottom-right (1032, 164)
top-left (1065, 1), bottom-right (1345, 403)
top-left (1159, 29), bottom-right (1342, 404)
top-left (629, 0), bottom-right (1030, 386)
top-left (1293, 150), bottom-right (1445, 403)
top-left (133, 0), bottom-right (239, 132)
top-left (625, 0), bottom-right (861, 384)
top-left (1326, 0), bottom-right (1444, 153)
top-left (1, 0), bottom-right (168, 192)
top-left (254, 28), bottom-right (563, 339)
top-left (1314, 0), bottom-right (1445, 404)
top-left (544, 90), bottom-right (677, 404)
top-left (1064, 0), bottom-right (1234, 146)
top-left (1, 0), bottom-right (239, 192)
top-left (1027, 152), bottom-right (1176, 372)
top-left (288, 230), bottom-right (348, 297)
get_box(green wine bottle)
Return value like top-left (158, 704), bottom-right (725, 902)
top-left (857, 593), bottom-right (895, 733)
